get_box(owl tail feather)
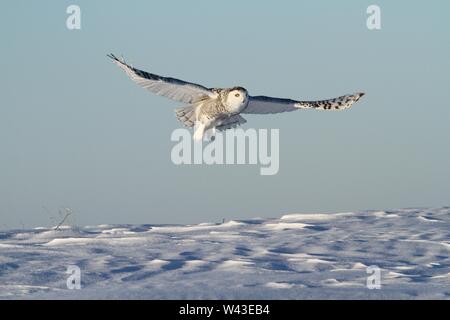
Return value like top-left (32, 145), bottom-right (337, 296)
top-left (175, 106), bottom-right (196, 128)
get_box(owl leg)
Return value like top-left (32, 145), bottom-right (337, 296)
top-left (193, 123), bottom-right (206, 141)
top-left (204, 127), bottom-right (216, 142)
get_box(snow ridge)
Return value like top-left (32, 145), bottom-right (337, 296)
top-left (0, 208), bottom-right (449, 299)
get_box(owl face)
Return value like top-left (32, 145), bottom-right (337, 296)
top-left (225, 87), bottom-right (249, 113)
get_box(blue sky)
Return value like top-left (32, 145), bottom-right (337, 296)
top-left (1, 1), bottom-right (449, 229)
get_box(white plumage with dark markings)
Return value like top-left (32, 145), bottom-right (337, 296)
top-left (108, 54), bottom-right (365, 141)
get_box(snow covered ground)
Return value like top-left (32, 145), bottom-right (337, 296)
top-left (0, 207), bottom-right (449, 299)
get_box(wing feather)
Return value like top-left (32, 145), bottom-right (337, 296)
top-left (108, 54), bottom-right (214, 104)
top-left (243, 93), bottom-right (365, 114)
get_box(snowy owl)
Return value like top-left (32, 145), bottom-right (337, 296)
top-left (108, 54), bottom-right (365, 141)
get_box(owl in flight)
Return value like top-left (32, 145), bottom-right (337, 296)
top-left (108, 54), bottom-right (364, 141)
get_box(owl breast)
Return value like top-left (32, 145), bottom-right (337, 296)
top-left (227, 99), bottom-right (248, 114)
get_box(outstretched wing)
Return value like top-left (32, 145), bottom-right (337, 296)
top-left (107, 54), bottom-right (214, 104)
top-left (242, 92), bottom-right (365, 114)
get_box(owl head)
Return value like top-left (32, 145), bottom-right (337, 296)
top-left (225, 87), bottom-right (249, 112)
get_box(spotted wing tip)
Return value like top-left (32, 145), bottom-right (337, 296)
top-left (357, 92), bottom-right (365, 99)
top-left (350, 92), bottom-right (365, 104)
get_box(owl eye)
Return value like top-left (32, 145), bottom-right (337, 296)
top-left (235, 93), bottom-right (240, 97)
